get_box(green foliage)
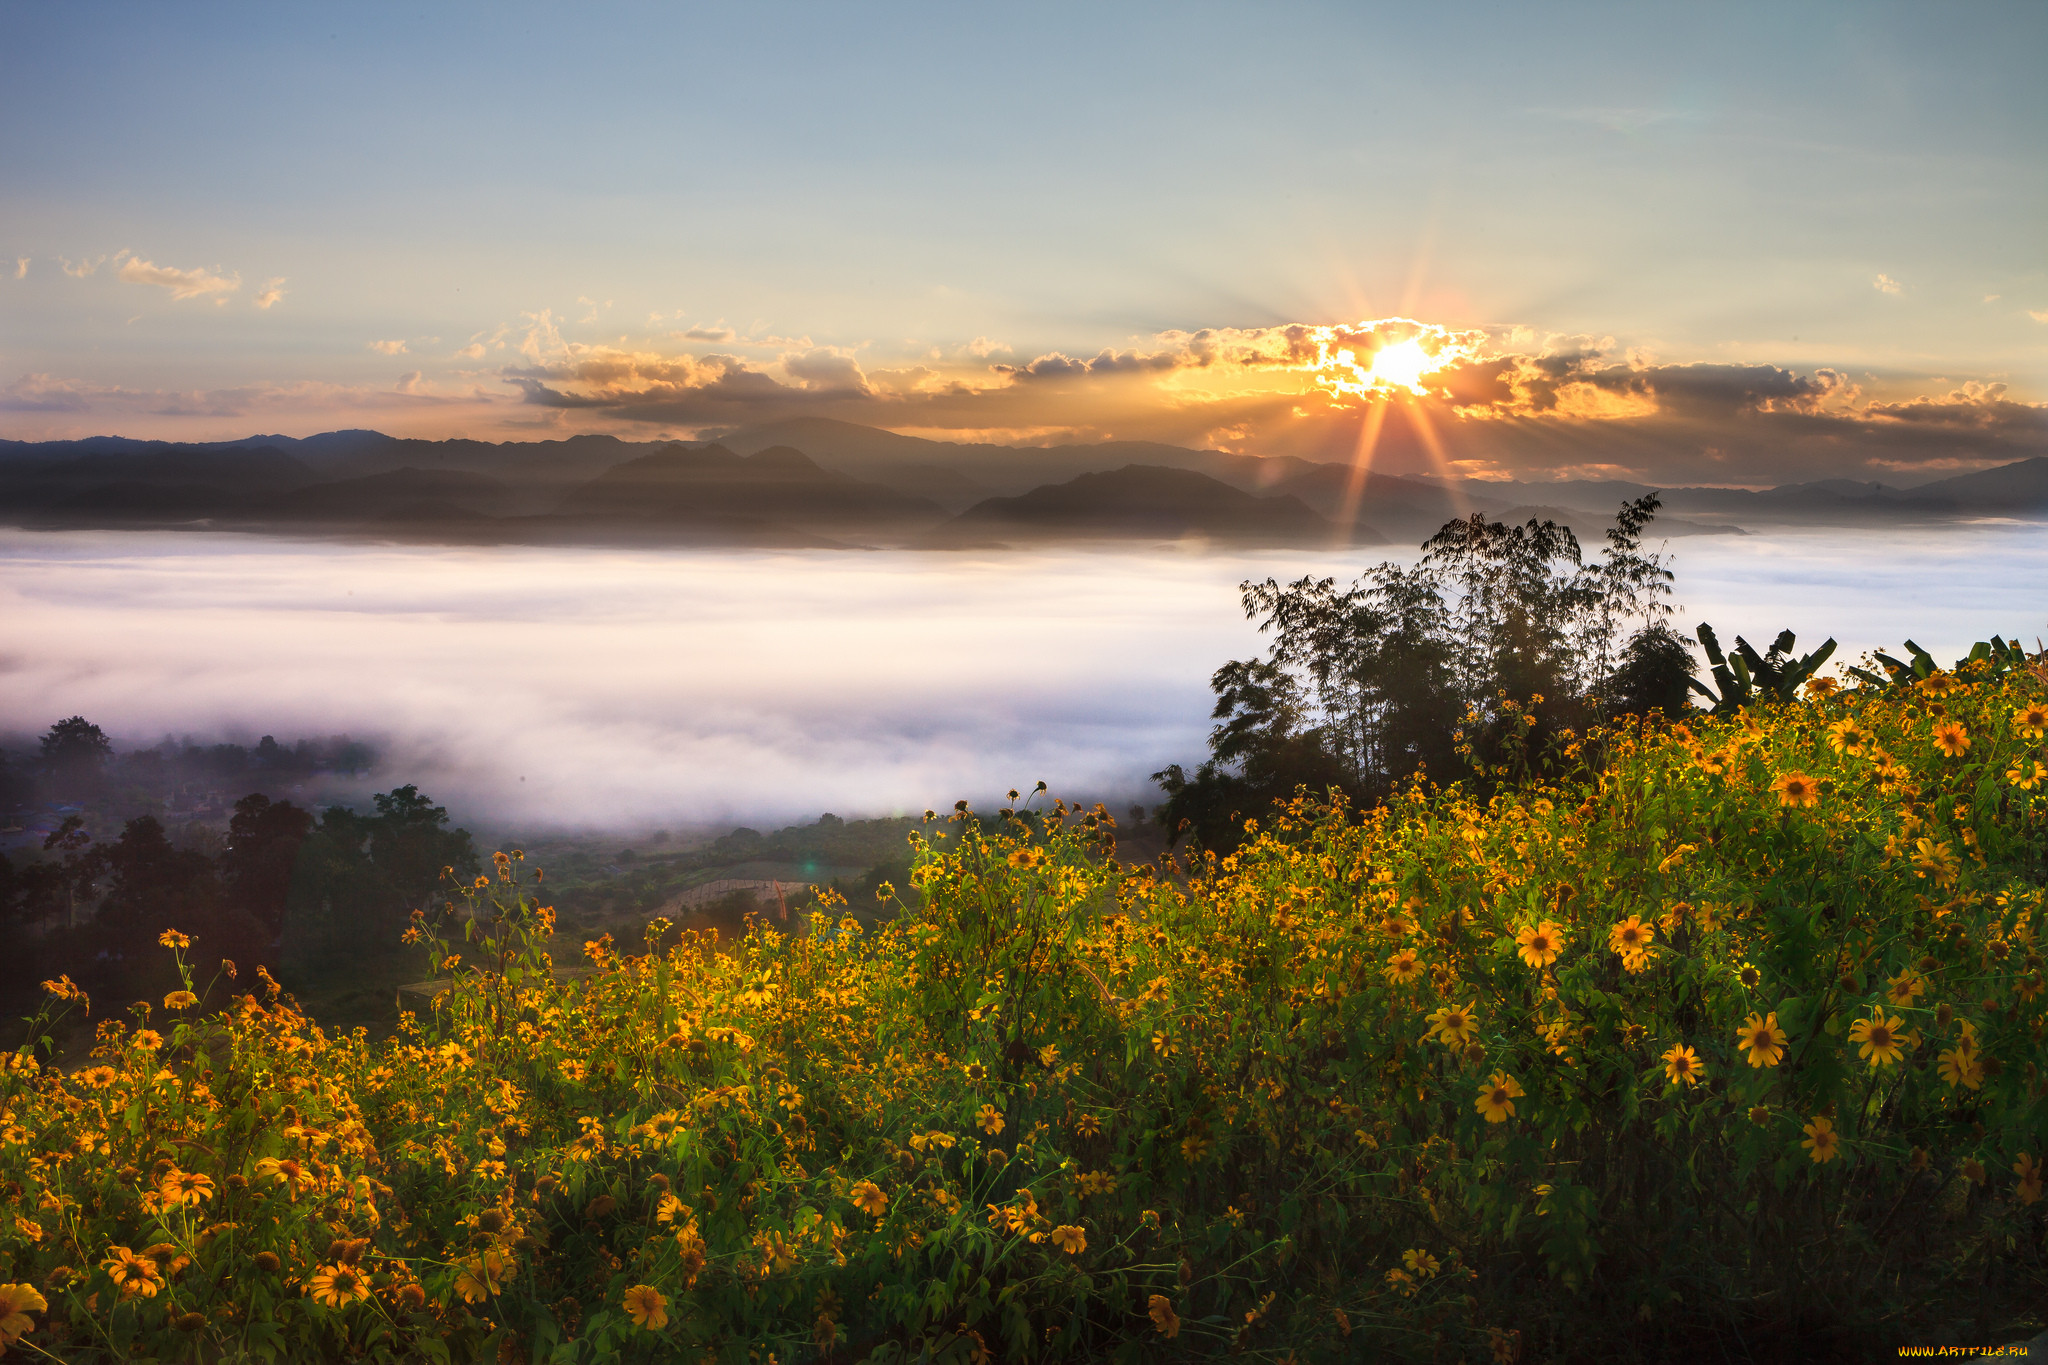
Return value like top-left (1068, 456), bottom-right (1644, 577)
top-left (1849, 635), bottom-right (2037, 692)
top-left (1688, 623), bottom-right (1837, 713)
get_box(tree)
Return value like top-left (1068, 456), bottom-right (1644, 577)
top-left (97, 816), bottom-right (221, 938)
top-left (40, 716), bottom-right (113, 798)
top-left (1159, 497), bottom-right (1692, 848)
top-left (221, 793), bottom-right (315, 956)
top-left (0, 751), bottom-right (33, 814)
top-left (282, 786), bottom-right (478, 964)
top-left (368, 785), bottom-right (476, 909)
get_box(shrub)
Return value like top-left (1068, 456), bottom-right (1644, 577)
top-left (1, 665), bottom-right (2045, 1361)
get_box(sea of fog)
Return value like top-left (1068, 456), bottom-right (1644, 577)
top-left (2, 524), bottom-right (2044, 831)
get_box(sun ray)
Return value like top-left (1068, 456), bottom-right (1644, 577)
top-left (1335, 398), bottom-right (1391, 546)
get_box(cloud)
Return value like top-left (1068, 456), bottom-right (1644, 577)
top-left (2030, 309), bottom-right (2048, 324)
top-left (0, 370), bottom-right (476, 424)
top-left (368, 340), bottom-right (409, 355)
top-left (117, 255), bottom-right (241, 301)
top-left (12, 258), bottom-right (25, 280)
top-left (253, 278), bottom-right (287, 310)
top-left (782, 348), bottom-right (870, 393)
top-left (680, 324), bottom-right (736, 342)
top-left (60, 255), bottom-right (107, 278)
top-left (1874, 274), bottom-right (1903, 295)
top-left (396, 370), bottom-right (423, 394)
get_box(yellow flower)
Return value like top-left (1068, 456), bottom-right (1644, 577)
top-left (1800, 1115), bottom-right (1841, 1164)
top-left (1425, 1002), bottom-right (1479, 1048)
top-left (1849, 1011), bottom-right (1906, 1067)
top-left (1804, 675), bottom-right (1840, 699)
top-left (1006, 846), bottom-right (1044, 869)
top-left (156, 929), bottom-right (192, 949)
top-left (622, 1284), bottom-right (668, 1331)
top-left (1937, 1040), bottom-right (1984, 1091)
top-left (1770, 772), bottom-right (1821, 808)
top-left (1827, 718), bottom-right (1870, 754)
top-left (975, 1104), bottom-right (1005, 1136)
top-left (753, 1229), bottom-right (797, 1273)
top-left (307, 1262), bottom-right (371, 1309)
top-left (1401, 1248), bottom-right (1441, 1277)
top-left (1736, 1012), bottom-right (1787, 1068)
top-left (2013, 701), bottom-right (2048, 740)
top-left (1607, 916), bottom-right (1654, 958)
top-left (452, 1248), bottom-right (510, 1304)
top-left (1515, 921), bottom-right (1565, 969)
top-left (1911, 837), bottom-right (1960, 885)
top-left (1932, 722), bottom-right (1970, 757)
top-left (159, 1169), bottom-right (215, 1207)
top-left (41, 974), bottom-right (85, 1002)
top-left (0, 1282), bottom-right (48, 1352)
top-left (849, 1180), bottom-right (888, 1217)
top-left (2009, 759), bottom-right (2047, 791)
top-left (1661, 1044), bottom-right (1703, 1087)
top-left (1382, 948), bottom-right (1422, 985)
top-left (1073, 1113), bottom-right (1102, 1138)
top-left (1046, 1224), bottom-right (1086, 1254)
top-left (1147, 1294), bottom-right (1181, 1338)
top-left (1475, 1071), bottom-right (1524, 1123)
top-left (1885, 968), bottom-right (1925, 1006)
top-left (163, 990), bottom-right (199, 1011)
top-left (2016, 1153), bottom-right (2043, 1206)
top-left (101, 1246), bottom-right (163, 1300)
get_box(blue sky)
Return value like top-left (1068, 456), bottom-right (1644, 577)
top-left (3, 1), bottom-right (2043, 483)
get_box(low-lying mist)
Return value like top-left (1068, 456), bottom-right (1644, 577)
top-left (3, 523), bottom-right (2043, 832)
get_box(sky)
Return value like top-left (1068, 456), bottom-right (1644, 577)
top-left (3, 1), bottom-right (2045, 486)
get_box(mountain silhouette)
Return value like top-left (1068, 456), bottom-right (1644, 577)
top-left (925, 465), bottom-right (1382, 546)
top-left (253, 468), bottom-right (514, 522)
top-left (549, 443), bottom-right (944, 538)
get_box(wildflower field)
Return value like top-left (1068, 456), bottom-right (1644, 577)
top-left (4, 666), bottom-right (2047, 1362)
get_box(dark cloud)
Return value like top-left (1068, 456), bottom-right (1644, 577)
top-left (1584, 361), bottom-right (1837, 415)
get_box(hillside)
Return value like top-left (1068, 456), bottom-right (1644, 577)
top-left (547, 443), bottom-right (945, 539)
top-left (923, 464), bottom-right (1382, 546)
top-left (253, 467), bottom-right (515, 523)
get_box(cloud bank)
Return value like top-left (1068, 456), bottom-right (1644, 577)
top-left (489, 315), bottom-right (2048, 487)
top-left (6, 302), bottom-right (2045, 487)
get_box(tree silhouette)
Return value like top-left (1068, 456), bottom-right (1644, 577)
top-left (39, 716), bottom-right (113, 799)
top-left (222, 793), bottom-right (315, 957)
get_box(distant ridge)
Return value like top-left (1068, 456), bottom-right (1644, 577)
top-left (3, 421), bottom-right (2045, 546)
top-left (550, 443), bottom-right (943, 533)
top-left (924, 465), bottom-right (1383, 547)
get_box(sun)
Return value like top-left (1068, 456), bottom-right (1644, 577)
top-left (1297, 318), bottom-right (1480, 402)
top-left (1368, 339), bottom-right (1435, 391)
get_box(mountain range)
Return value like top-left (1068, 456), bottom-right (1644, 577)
top-left (2, 420), bottom-right (2044, 550)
